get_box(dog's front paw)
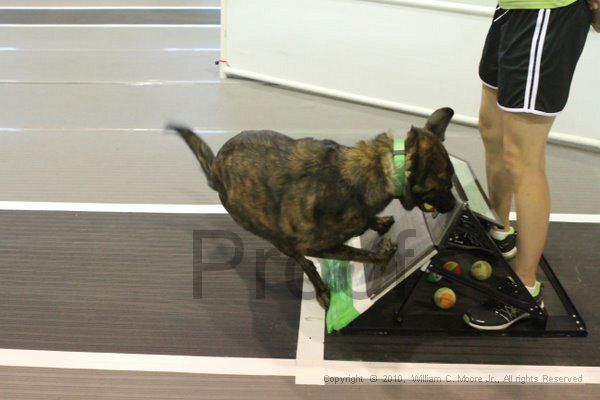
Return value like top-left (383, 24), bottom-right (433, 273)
top-left (375, 237), bottom-right (397, 264)
top-left (316, 289), bottom-right (330, 310)
top-left (375, 216), bottom-right (395, 235)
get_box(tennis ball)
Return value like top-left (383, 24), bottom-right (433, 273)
top-left (433, 287), bottom-right (456, 309)
top-left (442, 261), bottom-right (462, 276)
top-left (426, 272), bottom-right (442, 283)
top-left (423, 203), bottom-right (434, 212)
top-left (470, 260), bottom-right (493, 281)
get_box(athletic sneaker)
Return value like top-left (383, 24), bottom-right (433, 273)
top-left (463, 278), bottom-right (544, 331)
top-left (490, 226), bottom-right (517, 260)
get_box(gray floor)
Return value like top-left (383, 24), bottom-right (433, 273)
top-left (2, 82), bottom-right (598, 212)
top-left (1, 212), bottom-right (597, 364)
top-left (0, 9), bottom-right (221, 25)
top-left (1, 7), bottom-right (599, 399)
top-left (0, 211), bottom-right (303, 358)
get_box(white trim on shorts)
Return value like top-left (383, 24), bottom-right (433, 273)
top-left (481, 80), bottom-right (498, 90)
top-left (496, 103), bottom-right (562, 117)
top-left (524, 9), bottom-right (551, 114)
top-left (529, 9), bottom-right (551, 110)
top-left (494, 10), bottom-right (510, 22)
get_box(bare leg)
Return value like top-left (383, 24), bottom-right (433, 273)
top-left (502, 112), bottom-right (554, 286)
top-left (478, 85), bottom-right (512, 229)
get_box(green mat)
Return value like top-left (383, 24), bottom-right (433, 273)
top-left (321, 259), bottom-right (361, 333)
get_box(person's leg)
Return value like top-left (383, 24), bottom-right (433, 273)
top-left (478, 85), bottom-right (511, 229)
top-left (465, 1), bottom-right (588, 330)
top-left (502, 112), bottom-right (554, 287)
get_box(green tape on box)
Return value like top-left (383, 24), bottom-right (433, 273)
top-left (321, 259), bottom-right (361, 333)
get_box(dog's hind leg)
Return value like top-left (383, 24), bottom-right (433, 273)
top-left (292, 255), bottom-right (330, 309)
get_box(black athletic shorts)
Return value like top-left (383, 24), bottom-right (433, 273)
top-left (479, 0), bottom-right (591, 116)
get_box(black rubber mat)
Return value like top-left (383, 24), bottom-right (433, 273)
top-left (325, 222), bottom-right (600, 365)
top-left (0, 211), bottom-right (302, 358)
top-left (0, 9), bottom-right (220, 25)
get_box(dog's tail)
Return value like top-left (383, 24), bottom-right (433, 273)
top-left (167, 123), bottom-right (217, 190)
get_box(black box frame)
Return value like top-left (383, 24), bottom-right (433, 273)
top-left (342, 161), bottom-right (587, 338)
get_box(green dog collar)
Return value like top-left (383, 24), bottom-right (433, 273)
top-left (393, 139), bottom-right (406, 196)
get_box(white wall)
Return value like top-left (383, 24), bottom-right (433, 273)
top-left (222, 0), bottom-right (600, 149)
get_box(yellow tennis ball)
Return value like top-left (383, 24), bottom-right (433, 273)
top-left (470, 260), bottom-right (493, 281)
top-left (423, 203), bottom-right (436, 212)
top-left (433, 287), bottom-right (456, 309)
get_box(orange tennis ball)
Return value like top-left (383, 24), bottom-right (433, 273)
top-left (433, 287), bottom-right (456, 309)
top-left (442, 261), bottom-right (462, 276)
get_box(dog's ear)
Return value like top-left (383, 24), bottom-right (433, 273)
top-left (424, 107), bottom-right (454, 142)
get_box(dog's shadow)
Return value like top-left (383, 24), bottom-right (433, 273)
top-left (197, 227), bottom-right (305, 359)
top-left (195, 203), bottom-right (432, 363)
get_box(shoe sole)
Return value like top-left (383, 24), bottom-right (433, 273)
top-left (462, 301), bottom-right (544, 331)
top-left (502, 246), bottom-right (517, 260)
top-left (462, 313), bottom-right (530, 330)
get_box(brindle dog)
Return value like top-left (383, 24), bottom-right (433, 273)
top-left (168, 107), bottom-right (456, 308)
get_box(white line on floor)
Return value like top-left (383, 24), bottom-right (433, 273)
top-left (0, 47), bottom-right (220, 52)
top-left (0, 24), bottom-right (221, 28)
top-left (0, 202), bottom-right (598, 223)
top-left (508, 212), bottom-right (600, 224)
top-left (0, 7), bottom-right (221, 11)
top-left (0, 80), bottom-right (223, 86)
top-left (0, 349), bottom-right (295, 377)
top-left (0, 201), bottom-right (228, 214)
top-left (0, 24), bottom-right (218, 28)
top-left (0, 128), bottom-right (228, 133)
top-left (295, 258), bottom-right (326, 385)
top-left (1, 348), bottom-right (599, 385)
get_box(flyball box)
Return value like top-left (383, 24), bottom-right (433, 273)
top-left (321, 156), bottom-right (586, 337)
